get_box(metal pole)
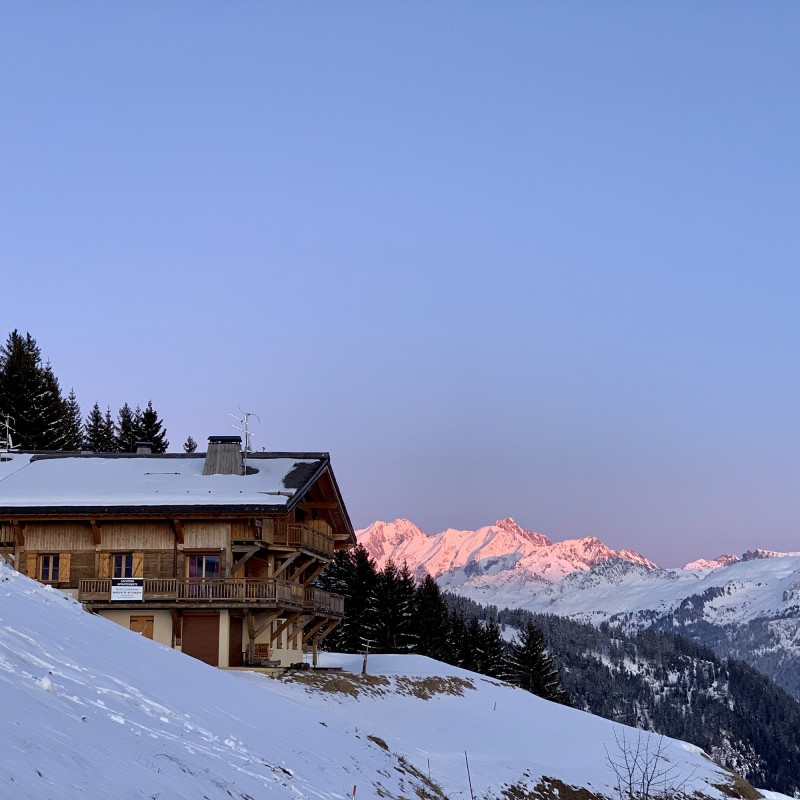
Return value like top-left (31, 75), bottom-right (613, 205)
top-left (465, 751), bottom-right (475, 800)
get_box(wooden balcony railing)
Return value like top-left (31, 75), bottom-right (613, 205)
top-left (303, 588), bottom-right (345, 618)
top-left (78, 578), bottom-right (304, 609)
top-left (270, 523), bottom-right (335, 557)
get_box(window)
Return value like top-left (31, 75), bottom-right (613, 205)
top-left (188, 554), bottom-right (220, 579)
top-left (40, 555), bottom-right (60, 582)
top-left (186, 554), bottom-right (221, 598)
top-left (113, 554), bottom-right (133, 579)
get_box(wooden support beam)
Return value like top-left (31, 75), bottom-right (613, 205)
top-left (298, 501), bottom-right (338, 510)
top-left (89, 519), bottom-right (101, 546)
top-left (170, 518), bottom-right (184, 545)
top-left (303, 564), bottom-right (328, 587)
top-left (245, 611), bottom-right (256, 663)
top-left (12, 522), bottom-right (24, 547)
top-left (288, 556), bottom-right (315, 583)
top-left (170, 609), bottom-right (181, 644)
top-left (314, 619), bottom-right (341, 644)
top-left (253, 612), bottom-right (280, 641)
top-left (302, 619), bottom-right (328, 645)
top-left (289, 615), bottom-right (313, 648)
top-left (270, 613), bottom-right (300, 645)
top-left (272, 551), bottom-right (302, 579)
top-left (231, 546), bottom-right (260, 575)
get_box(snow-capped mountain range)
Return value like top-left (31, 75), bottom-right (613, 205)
top-left (358, 517), bottom-right (657, 587)
top-left (357, 518), bottom-right (800, 700)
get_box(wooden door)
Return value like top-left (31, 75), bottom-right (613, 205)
top-left (228, 615), bottom-right (243, 667)
top-left (130, 615), bottom-right (154, 639)
top-left (181, 613), bottom-right (219, 666)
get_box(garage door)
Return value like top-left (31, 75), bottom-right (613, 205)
top-left (182, 613), bottom-right (219, 666)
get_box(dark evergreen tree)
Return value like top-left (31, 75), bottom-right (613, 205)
top-left (507, 622), bottom-right (571, 705)
top-left (371, 560), bottom-right (416, 653)
top-left (319, 544), bottom-right (379, 653)
top-left (447, 610), bottom-right (471, 669)
top-left (115, 403), bottom-right (137, 452)
top-left (61, 389), bottom-right (83, 450)
top-left (183, 435), bottom-right (198, 453)
top-left (413, 574), bottom-right (452, 661)
top-left (479, 617), bottom-right (507, 678)
top-left (313, 548), bottom-right (356, 652)
top-left (135, 400), bottom-right (168, 452)
top-left (102, 406), bottom-right (116, 451)
top-left (39, 362), bottom-right (69, 449)
top-left (84, 403), bottom-right (116, 451)
top-left (0, 331), bottom-right (67, 449)
top-left (462, 617), bottom-right (485, 672)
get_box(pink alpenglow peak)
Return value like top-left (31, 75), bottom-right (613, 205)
top-left (355, 518), bottom-right (657, 587)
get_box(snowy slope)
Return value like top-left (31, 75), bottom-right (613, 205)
top-left (0, 563), bottom-right (769, 800)
top-left (357, 518), bottom-right (656, 586)
top-left (454, 554), bottom-right (800, 625)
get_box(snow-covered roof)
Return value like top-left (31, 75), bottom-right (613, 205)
top-left (0, 451), bottom-right (328, 515)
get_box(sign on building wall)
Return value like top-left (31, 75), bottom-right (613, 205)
top-left (111, 578), bottom-right (144, 601)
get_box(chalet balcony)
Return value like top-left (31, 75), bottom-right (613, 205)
top-left (270, 522), bottom-right (335, 557)
top-left (78, 578), bottom-right (304, 609)
top-left (303, 588), bottom-right (345, 618)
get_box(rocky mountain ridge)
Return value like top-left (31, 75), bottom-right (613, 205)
top-left (357, 517), bottom-right (657, 586)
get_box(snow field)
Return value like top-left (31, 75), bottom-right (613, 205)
top-left (0, 564), bottom-right (767, 800)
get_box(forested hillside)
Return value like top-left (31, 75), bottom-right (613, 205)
top-left (450, 594), bottom-right (800, 796)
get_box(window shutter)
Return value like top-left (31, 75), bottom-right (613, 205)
top-left (26, 553), bottom-right (37, 578)
top-left (132, 552), bottom-right (144, 578)
top-left (99, 553), bottom-right (110, 579)
top-left (59, 553), bottom-right (71, 583)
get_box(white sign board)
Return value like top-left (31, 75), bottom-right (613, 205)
top-left (111, 578), bottom-right (144, 602)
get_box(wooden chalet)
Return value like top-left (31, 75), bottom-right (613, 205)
top-left (0, 436), bottom-right (355, 668)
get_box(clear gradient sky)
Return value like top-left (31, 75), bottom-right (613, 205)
top-left (3, 3), bottom-right (799, 566)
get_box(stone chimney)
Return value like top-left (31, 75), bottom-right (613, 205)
top-left (203, 435), bottom-right (243, 476)
top-left (135, 442), bottom-right (153, 454)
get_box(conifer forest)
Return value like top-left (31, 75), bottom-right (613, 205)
top-left (0, 330), bottom-right (169, 452)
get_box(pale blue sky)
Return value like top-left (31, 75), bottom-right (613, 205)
top-left (3, 2), bottom-right (799, 565)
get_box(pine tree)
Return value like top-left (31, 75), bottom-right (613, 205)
top-left (507, 622), bottom-right (571, 705)
top-left (413, 574), bottom-right (452, 661)
top-left (102, 406), bottom-right (116, 451)
top-left (371, 560), bottom-right (417, 653)
top-left (61, 389), bottom-right (83, 450)
top-left (447, 610), bottom-right (473, 669)
top-left (318, 544), bottom-right (379, 653)
top-left (84, 402), bottom-right (116, 451)
top-left (480, 617), bottom-right (507, 678)
top-left (0, 330), bottom-right (66, 449)
top-left (115, 403), bottom-right (137, 452)
top-left (313, 549), bottom-right (356, 652)
top-left (38, 362), bottom-right (68, 449)
top-left (183, 435), bottom-right (198, 453)
top-left (135, 400), bottom-right (168, 452)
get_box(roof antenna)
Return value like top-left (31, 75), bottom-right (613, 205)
top-left (0, 412), bottom-right (17, 453)
top-left (228, 410), bottom-right (260, 474)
